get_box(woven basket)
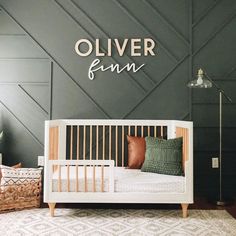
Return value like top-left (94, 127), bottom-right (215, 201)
top-left (0, 178), bottom-right (42, 212)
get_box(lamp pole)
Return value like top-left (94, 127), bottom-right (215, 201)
top-left (218, 91), bottom-right (223, 205)
top-left (188, 69), bottom-right (233, 205)
top-left (204, 73), bottom-right (232, 205)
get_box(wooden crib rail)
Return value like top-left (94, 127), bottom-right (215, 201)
top-left (48, 160), bottom-right (114, 193)
top-left (49, 126), bottom-right (59, 161)
top-left (176, 127), bottom-right (189, 172)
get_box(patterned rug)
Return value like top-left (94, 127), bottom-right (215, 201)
top-left (0, 208), bottom-right (236, 235)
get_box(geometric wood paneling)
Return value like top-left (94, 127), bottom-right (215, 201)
top-left (0, 0), bottom-right (235, 198)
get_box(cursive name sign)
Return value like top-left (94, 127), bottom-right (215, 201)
top-left (74, 38), bottom-right (157, 80)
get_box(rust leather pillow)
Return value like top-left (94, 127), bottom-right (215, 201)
top-left (127, 135), bottom-right (146, 169)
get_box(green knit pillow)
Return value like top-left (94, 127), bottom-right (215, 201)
top-left (141, 136), bottom-right (183, 176)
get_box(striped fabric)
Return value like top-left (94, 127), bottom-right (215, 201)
top-left (0, 165), bottom-right (41, 189)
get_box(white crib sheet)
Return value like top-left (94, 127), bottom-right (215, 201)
top-left (52, 167), bottom-right (185, 193)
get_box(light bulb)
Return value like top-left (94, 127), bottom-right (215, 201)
top-left (197, 76), bottom-right (203, 85)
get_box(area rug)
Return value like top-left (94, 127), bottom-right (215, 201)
top-left (0, 208), bottom-right (236, 235)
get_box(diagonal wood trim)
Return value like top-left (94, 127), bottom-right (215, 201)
top-left (54, 0), bottom-right (146, 93)
top-left (192, 0), bottom-right (222, 28)
top-left (223, 65), bottom-right (236, 80)
top-left (70, 0), bottom-right (155, 86)
top-left (193, 11), bottom-right (236, 57)
top-left (0, 5), bottom-right (111, 119)
top-left (114, 0), bottom-right (179, 62)
top-left (122, 53), bottom-right (189, 118)
top-left (143, 0), bottom-right (189, 45)
top-left (182, 112), bottom-right (190, 120)
top-left (0, 100), bottom-right (43, 147)
top-left (18, 84), bottom-right (49, 115)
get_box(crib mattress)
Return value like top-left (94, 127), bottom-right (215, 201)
top-left (52, 167), bottom-right (185, 193)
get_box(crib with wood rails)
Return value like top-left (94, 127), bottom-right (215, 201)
top-left (44, 119), bottom-right (193, 217)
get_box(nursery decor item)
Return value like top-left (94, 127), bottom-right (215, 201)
top-left (44, 119), bottom-right (193, 218)
top-left (188, 68), bottom-right (233, 205)
top-left (127, 135), bottom-right (146, 169)
top-left (0, 165), bottom-right (42, 212)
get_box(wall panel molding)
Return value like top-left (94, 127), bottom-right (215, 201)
top-left (0, 0), bottom-right (235, 198)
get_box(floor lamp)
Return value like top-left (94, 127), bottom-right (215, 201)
top-left (187, 68), bottom-right (233, 206)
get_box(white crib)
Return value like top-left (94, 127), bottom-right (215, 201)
top-left (44, 119), bottom-right (193, 217)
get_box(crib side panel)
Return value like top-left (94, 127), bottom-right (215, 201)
top-left (65, 123), bottom-right (168, 167)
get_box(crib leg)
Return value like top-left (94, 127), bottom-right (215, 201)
top-left (181, 203), bottom-right (189, 218)
top-left (48, 203), bottom-right (56, 217)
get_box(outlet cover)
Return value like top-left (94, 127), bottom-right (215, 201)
top-left (212, 157), bottom-right (219, 168)
top-left (38, 156), bottom-right (44, 166)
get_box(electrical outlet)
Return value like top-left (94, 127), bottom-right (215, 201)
top-left (212, 157), bottom-right (219, 168)
top-left (38, 156), bottom-right (44, 166)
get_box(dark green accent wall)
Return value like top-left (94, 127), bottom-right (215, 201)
top-left (0, 0), bottom-right (235, 199)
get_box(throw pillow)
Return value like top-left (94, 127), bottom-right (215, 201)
top-left (1, 167), bottom-right (41, 189)
top-left (141, 136), bottom-right (183, 176)
top-left (0, 163), bottom-right (22, 182)
top-left (127, 135), bottom-right (146, 169)
top-left (11, 163), bottom-right (22, 168)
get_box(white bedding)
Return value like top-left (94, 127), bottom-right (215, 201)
top-left (52, 167), bottom-right (185, 193)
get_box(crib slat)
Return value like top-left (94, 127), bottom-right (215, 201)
top-left (93, 165), bottom-right (96, 192)
top-left (141, 125), bottom-right (144, 137)
top-left (75, 165), bottom-right (79, 192)
top-left (148, 126), bottom-right (150, 136)
top-left (70, 126), bottom-right (73, 160)
top-left (122, 126), bottom-right (124, 167)
top-left (128, 126), bottom-right (131, 135)
top-left (109, 125), bottom-right (112, 160)
top-left (135, 126), bottom-right (137, 136)
top-left (67, 165), bottom-right (70, 192)
top-left (103, 126), bottom-right (105, 160)
top-left (154, 126), bottom-right (157, 137)
top-left (84, 165), bottom-right (87, 192)
top-left (161, 126), bottom-right (163, 137)
top-left (83, 126), bottom-right (86, 160)
top-left (115, 126), bottom-right (118, 167)
top-left (49, 127), bottom-right (53, 160)
top-left (90, 125), bottom-right (92, 160)
top-left (58, 165), bottom-right (61, 192)
top-left (96, 126), bottom-right (99, 160)
top-left (176, 127), bottom-right (189, 173)
top-left (101, 165), bottom-right (104, 192)
top-left (77, 126), bottom-right (80, 160)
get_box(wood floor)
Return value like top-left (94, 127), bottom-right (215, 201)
top-left (191, 197), bottom-right (236, 219)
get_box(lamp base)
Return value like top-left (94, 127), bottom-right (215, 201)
top-left (210, 199), bottom-right (234, 206)
top-left (216, 200), bottom-right (228, 206)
